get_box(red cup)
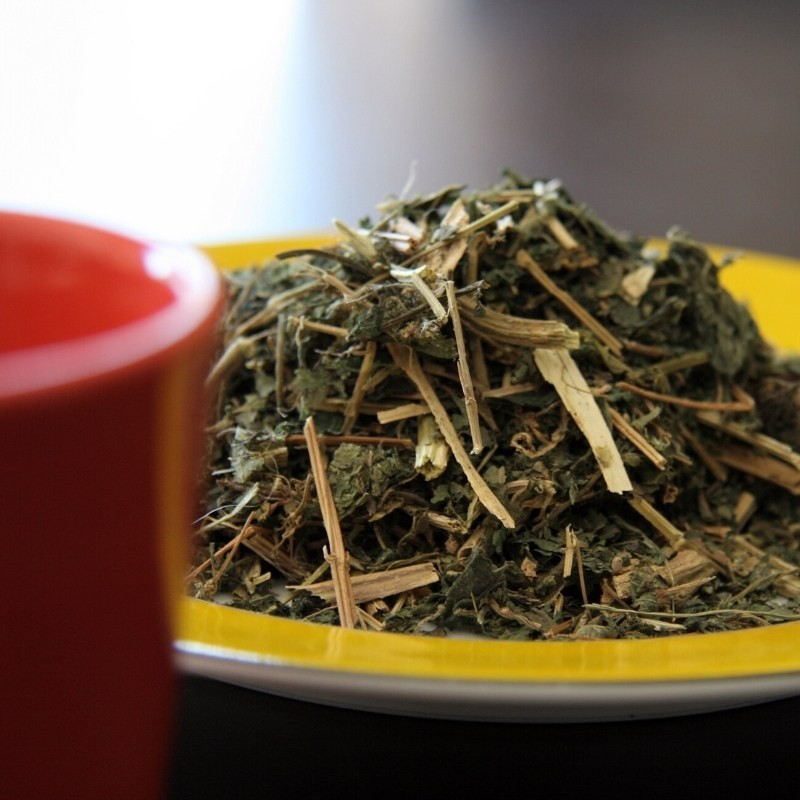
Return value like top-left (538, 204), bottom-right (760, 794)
top-left (0, 212), bottom-right (222, 799)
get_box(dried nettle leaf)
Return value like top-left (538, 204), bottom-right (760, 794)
top-left (191, 172), bottom-right (800, 640)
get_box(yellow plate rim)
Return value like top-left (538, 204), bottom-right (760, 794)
top-left (180, 236), bottom-right (800, 686)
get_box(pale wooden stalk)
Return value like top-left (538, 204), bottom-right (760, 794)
top-left (392, 268), bottom-right (448, 323)
top-left (607, 407), bottom-right (668, 470)
top-left (733, 491), bottom-right (757, 532)
top-left (303, 416), bottom-right (358, 628)
top-left (274, 316), bottom-right (287, 409)
top-left (446, 281), bottom-right (483, 453)
top-left (242, 531), bottom-right (308, 582)
top-left (294, 318), bottom-right (350, 338)
top-left (310, 398), bottom-right (394, 415)
top-left (611, 548), bottom-right (718, 600)
top-left (343, 341), bottom-right (377, 433)
top-left (533, 348), bottom-right (632, 494)
top-left (377, 402), bottom-right (430, 424)
top-left (696, 411), bottom-right (800, 470)
top-left (399, 200), bottom-right (520, 268)
top-left (643, 350), bottom-right (710, 377)
top-left (516, 250), bottom-right (623, 355)
top-left (333, 218), bottom-right (379, 261)
top-left (678, 422), bottom-right (729, 482)
top-left (415, 414), bottom-right (451, 479)
top-left (206, 334), bottom-right (256, 387)
top-left (622, 339), bottom-right (671, 358)
top-left (427, 199), bottom-right (470, 278)
top-left (458, 296), bottom-right (580, 350)
top-left (387, 343), bottom-right (516, 528)
top-left (620, 264), bottom-right (656, 304)
top-left (730, 535), bottom-right (800, 598)
top-left (232, 281), bottom-right (319, 340)
top-left (482, 382), bottom-right (538, 399)
top-left (291, 562), bottom-right (439, 605)
top-left (466, 332), bottom-right (498, 432)
top-left (284, 433), bottom-right (415, 449)
top-left (714, 443), bottom-right (800, 495)
top-left (563, 525), bottom-right (589, 606)
top-left (545, 215), bottom-right (580, 250)
top-left (627, 495), bottom-right (686, 549)
top-left (616, 381), bottom-right (756, 413)
top-left (187, 510), bottom-right (258, 582)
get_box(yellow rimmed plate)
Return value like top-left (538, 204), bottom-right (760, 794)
top-left (174, 237), bottom-right (800, 722)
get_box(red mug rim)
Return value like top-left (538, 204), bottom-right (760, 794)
top-left (0, 211), bottom-right (221, 401)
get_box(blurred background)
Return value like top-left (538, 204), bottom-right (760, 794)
top-left (1, 0), bottom-right (798, 255)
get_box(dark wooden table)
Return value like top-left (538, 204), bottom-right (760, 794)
top-left (166, 675), bottom-right (798, 798)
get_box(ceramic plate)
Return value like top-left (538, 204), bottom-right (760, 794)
top-left (175, 238), bottom-right (800, 723)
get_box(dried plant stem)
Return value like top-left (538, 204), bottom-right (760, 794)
top-left (377, 383), bottom-right (537, 425)
top-left (446, 281), bottom-right (483, 453)
top-left (628, 495), bottom-right (686, 549)
top-left (387, 343), bottom-right (516, 528)
top-left (615, 381), bottom-right (755, 412)
top-left (187, 513), bottom-right (259, 582)
top-left (274, 315), bottom-right (287, 409)
top-left (232, 281), bottom-right (319, 340)
top-left (291, 562), bottom-right (439, 604)
top-left (414, 414), bottom-right (450, 479)
top-left (458, 297), bottom-right (580, 350)
top-left (545, 215), bottom-right (579, 250)
top-left (399, 200), bottom-right (519, 268)
top-left (206, 334), bottom-right (256, 387)
top-left (731, 535), bottom-right (800, 598)
top-left (276, 247), bottom-right (372, 277)
top-left (610, 548), bottom-right (718, 601)
top-left (733, 491), bottom-right (757, 532)
top-left (563, 526), bottom-right (589, 606)
top-left (303, 416), bottom-right (358, 627)
top-left (427, 199), bottom-right (470, 278)
top-left (516, 250), bottom-right (623, 355)
top-left (622, 339), bottom-right (671, 358)
top-left (533, 348), bottom-right (632, 494)
top-left (482, 382), bottom-right (538, 399)
top-left (241, 529), bottom-right (309, 583)
top-left (377, 403), bottom-right (430, 424)
top-left (285, 433), bottom-right (415, 449)
top-left (678, 422), bottom-right (729, 482)
top-left (293, 317), bottom-right (349, 338)
top-left (333, 218), bottom-right (379, 261)
top-left (585, 604), bottom-right (800, 623)
top-left (390, 268), bottom-right (448, 323)
top-left (608, 407), bottom-right (668, 470)
top-left (714, 444), bottom-right (800, 495)
top-left (696, 411), bottom-right (800, 470)
top-left (343, 340), bottom-right (377, 434)
top-left (467, 331), bottom-right (498, 431)
top-left (643, 350), bottom-right (710, 377)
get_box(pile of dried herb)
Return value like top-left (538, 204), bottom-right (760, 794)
top-left (190, 172), bottom-right (800, 640)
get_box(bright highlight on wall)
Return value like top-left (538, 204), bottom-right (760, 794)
top-left (0, 1), bottom-right (300, 242)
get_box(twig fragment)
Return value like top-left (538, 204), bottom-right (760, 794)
top-left (303, 416), bottom-right (358, 628)
top-left (608, 407), bottom-right (668, 470)
top-left (615, 382), bottom-right (756, 413)
top-left (628, 495), bottom-right (686, 549)
top-left (533, 348), bottom-right (632, 494)
top-left (343, 340), bottom-right (377, 434)
top-left (387, 343), bottom-right (516, 528)
top-left (517, 250), bottom-right (623, 355)
top-left (446, 281), bottom-right (483, 453)
top-left (291, 562), bottom-right (439, 604)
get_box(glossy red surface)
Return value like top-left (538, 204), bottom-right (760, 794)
top-left (0, 212), bottom-right (174, 351)
top-left (0, 212), bottom-right (221, 799)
